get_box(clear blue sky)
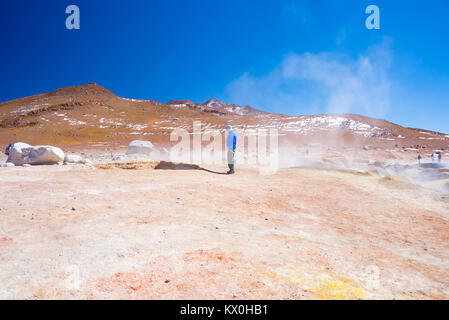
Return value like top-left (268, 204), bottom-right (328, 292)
top-left (1, 0), bottom-right (448, 133)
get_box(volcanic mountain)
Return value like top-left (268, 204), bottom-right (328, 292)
top-left (0, 83), bottom-right (448, 156)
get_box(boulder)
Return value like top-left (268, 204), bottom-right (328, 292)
top-left (0, 163), bottom-right (15, 168)
top-left (112, 155), bottom-right (126, 162)
top-left (369, 160), bottom-right (384, 168)
top-left (64, 154), bottom-right (84, 163)
top-left (7, 143), bottom-right (64, 166)
top-left (126, 140), bottom-right (154, 156)
top-left (64, 154), bottom-right (91, 164)
top-left (6, 143), bottom-right (30, 165)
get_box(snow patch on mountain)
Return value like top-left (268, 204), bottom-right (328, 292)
top-left (267, 115), bottom-right (393, 138)
top-left (202, 99), bottom-right (262, 116)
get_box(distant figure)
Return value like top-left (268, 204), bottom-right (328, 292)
top-left (438, 153), bottom-right (442, 163)
top-left (418, 154), bottom-right (422, 165)
top-left (226, 125), bottom-right (237, 174)
top-left (431, 153), bottom-right (435, 163)
top-left (5, 143), bottom-right (13, 155)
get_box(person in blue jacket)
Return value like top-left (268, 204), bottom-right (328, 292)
top-left (5, 143), bottom-right (13, 155)
top-left (226, 125), bottom-right (237, 174)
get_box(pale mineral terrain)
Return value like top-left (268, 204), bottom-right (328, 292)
top-left (0, 158), bottom-right (448, 299)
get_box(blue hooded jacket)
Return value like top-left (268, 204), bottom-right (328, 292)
top-left (5, 143), bottom-right (13, 155)
top-left (226, 130), bottom-right (237, 150)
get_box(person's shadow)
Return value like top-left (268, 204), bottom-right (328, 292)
top-left (200, 168), bottom-right (229, 175)
top-left (155, 161), bottom-right (229, 175)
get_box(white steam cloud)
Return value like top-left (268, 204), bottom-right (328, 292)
top-left (224, 40), bottom-right (393, 118)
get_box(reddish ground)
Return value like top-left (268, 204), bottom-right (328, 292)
top-left (0, 162), bottom-right (448, 299)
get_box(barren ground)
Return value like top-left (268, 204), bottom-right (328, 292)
top-left (1, 159), bottom-right (448, 299)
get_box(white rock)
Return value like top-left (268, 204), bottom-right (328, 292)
top-left (127, 140), bottom-right (154, 156)
top-left (112, 155), bottom-right (125, 162)
top-left (1, 162), bottom-right (15, 168)
top-left (64, 154), bottom-right (84, 163)
top-left (7, 143), bottom-right (65, 166)
top-left (64, 154), bottom-right (86, 163)
top-left (63, 154), bottom-right (92, 165)
top-left (5, 143), bottom-right (30, 165)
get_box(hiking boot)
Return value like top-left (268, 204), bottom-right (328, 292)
top-left (227, 170), bottom-right (235, 175)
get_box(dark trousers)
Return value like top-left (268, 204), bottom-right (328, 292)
top-left (227, 149), bottom-right (235, 171)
